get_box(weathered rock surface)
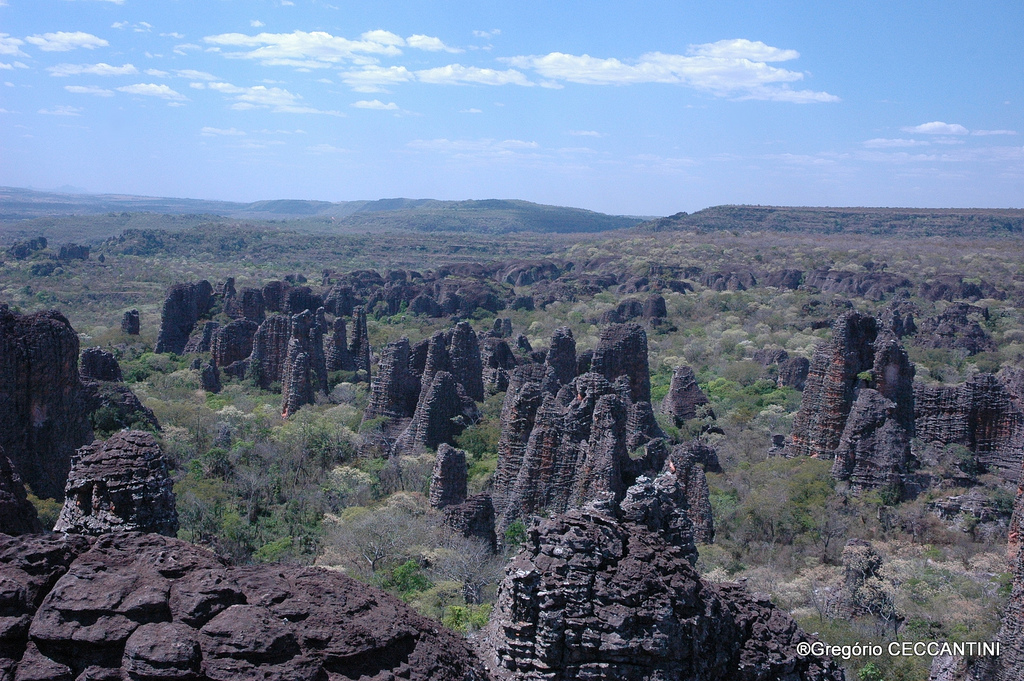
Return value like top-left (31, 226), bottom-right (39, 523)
top-left (200, 361), bottom-right (221, 394)
top-left (225, 287), bottom-right (265, 323)
top-left (668, 444), bottom-right (716, 543)
top-left (590, 323), bottom-right (652, 403)
top-left (914, 373), bottom-right (1024, 482)
top-left (661, 365), bottom-right (710, 427)
top-left (211, 320), bottom-right (258, 369)
top-left (480, 337), bottom-right (517, 393)
top-left (80, 348), bottom-right (123, 382)
top-left (0, 305), bottom-right (94, 499)
top-left (396, 371), bottom-right (477, 452)
top-left (325, 317), bottom-right (354, 372)
top-left (787, 312), bottom-right (880, 459)
top-left (349, 305), bottom-right (371, 380)
top-left (429, 444), bottom-right (468, 510)
top-left (247, 314), bottom-right (290, 390)
top-left (53, 431), bottom-right (178, 537)
top-left (184, 321), bottom-right (219, 354)
top-left (444, 494), bottom-right (497, 551)
top-left (831, 389), bottom-right (912, 492)
top-left (0, 451), bottom-right (44, 535)
top-left (280, 309), bottom-right (328, 418)
top-left (779, 356), bottom-right (811, 391)
top-left (120, 309), bottom-right (140, 336)
top-left (364, 338), bottom-right (419, 420)
top-left (480, 501), bottom-right (845, 681)
top-left (0, 532), bottom-right (485, 681)
top-left (155, 281), bottom-right (214, 355)
top-left (544, 327), bottom-right (576, 386)
top-left (914, 303), bottom-right (996, 356)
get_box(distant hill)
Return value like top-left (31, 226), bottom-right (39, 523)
top-left (636, 205), bottom-right (1024, 238)
top-left (0, 187), bottom-right (643, 241)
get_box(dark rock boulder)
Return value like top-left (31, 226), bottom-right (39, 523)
top-left (0, 532), bottom-right (484, 681)
top-left (225, 287), bottom-right (265, 323)
top-left (831, 389), bottom-right (912, 493)
top-left (80, 347), bottom-right (123, 382)
top-left (599, 298), bottom-right (644, 324)
top-left (211, 319), bottom-right (258, 369)
top-left (480, 503), bottom-right (845, 681)
top-left (765, 268), bottom-right (804, 289)
top-left (668, 444), bottom-right (717, 543)
top-left (349, 305), bottom-right (371, 381)
top-left (155, 281), bottom-right (214, 355)
top-left (53, 431), bottom-right (178, 537)
top-left (429, 444), bottom-right (468, 510)
top-left (480, 337), bottom-right (517, 393)
top-left (643, 293), bottom-right (668, 320)
top-left (0, 305), bottom-right (93, 499)
top-left (120, 309), bottom-right (140, 336)
top-left (184, 320), bottom-right (219, 354)
top-left (701, 269), bottom-right (757, 291)
top-left (753, 348), bottom-right (789, 366)
top-left (443, 494), bottom-right (497, 551)
top-left (280, 309), bottom-right (328, 418)
top-left (0, 452), bottom-right (44, 535)
top-left (661, 365), bottom-right (711, 427)
top-left (396, 372), bottom-right (478, 452)
top-left (200, 361), bottom-right (221, 394)
top-left (261, 280), bottom-right (289, 313)
top-left (6, 237), bottom-right (47, 260)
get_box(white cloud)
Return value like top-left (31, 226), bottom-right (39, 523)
top-left (569, 130), bottom-right (603, 137)
top-left (48, 62), bottom-right (138, 77)
top-left (175, 69), bottom-right (218, 80)
top-left (407, 34), bottom-right (461, 53)
top-left (117, 83), bottom-right (188, 100)
top-left (863, 138), bottom-right (931, 148)
top-left (902, 121), bottom-right (969, 135)
top-left (65, 85), bottom-right (114, 96)
top-left (506, 40), bottom-right (837, 102)
top-left (340, 65), bottom-right (413, 92)
top-left (161, 32), bottom-right (185, 39)
top-left (0, 34), bottom-right (27, 57)
top-left (39, 105), bottom-right (83, 116)
top-left (972, 129), bottom-right (1018, 136)
top-left (415, 64), bottom-right (533, 86)
top-left (473, 29), bottom-right (500, 38)
top-left (134, 22), bottom-right (152, 33)
top-left (26, 32), bottom-right (108, 52)
top-left (203, 30), bottom-right (404, 68)
top-left (207, 81), bottom-right (342, 115)
top-left (173, 43), bottom-right (203, 55)
top-left (460, 108), bottom-right (482, 113)
top-left (201, 126), bottom-right (246, 136)
top-left (361, 30), bottom-right (405, 46)
top-left (0, 61), bottom-right (27, 70)
top-left (688, 39), bottom-right (799, 62)
top-left (145, 68), bottom-right (169, 77)
top-left (112, 22), bottom-right (128, 29)
top-left (251, 21), bottom-right (265, 28)
top-left (351, 99), bottom-right (398, 110)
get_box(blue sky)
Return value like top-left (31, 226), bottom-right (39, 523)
top-left (1, 0), bottom-right (1021, 215)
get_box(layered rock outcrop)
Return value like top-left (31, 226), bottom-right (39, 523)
top-left (914, 303), bottom-right (996, 356)
top-left (396, 371), bottom-right (478, 452)
top-left (0, 452), bottom-right (43, 535)
top-left (281, 309), bottom-right (328, 417)
top-left (80, 347), bottom-right (123, 382)
top-left (0, 305), bottom-right (93, 499)
top-left (661, 365), bottom-right (711, 427)
top-left (480, 498), bottom-right (845, 681)
top-left (914, 373), bottom-right (1024, 482)
top-left (350, 305), bottom-right (371, 380)
top-left (0, 532), bottom-right (485, 681)
top-left (429, 444), bottom-right (468, 510)
top-left (247, 314), bottom-right (291, 390)
top-left (155, 280), bottom-right (214, 355)
top-left (184, 321), bottom-right (219, 354)
top-left (481, 337), bottom-right (517, 393)
top-left (53, 430), bottom-right (178, 537)
top-left (211, 320), bottom-right (258, 369)
top-left (326, 317), bottom-right (355, 371)
top-left (364, 338), bottom-right (419, 420)
top-left (544, 326), bottom-right (576, 386)
top-left (120, 309), bottom-right (140, 336)
top-left (590, 322), bottom-right (652, 403)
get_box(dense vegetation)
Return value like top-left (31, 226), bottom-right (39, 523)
top-left (3, 211), bottom-right (1023, 678)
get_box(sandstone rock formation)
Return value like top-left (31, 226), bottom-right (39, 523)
top-left (350, 305), bottom-right (371, 380)
top-left (429, 443), bottom-right (468, 510)
top-left (0, 451), bottom-right (43, 535)
top-left (247, 314), bottom-right (291, 390)
top-left (80, 347), bottom-right (123, 382)
top-left (443, 494), bottom-right (497, 551)
top-left (200, 361), bottom-right (221, 393)
top-left (326, 317), bottom-right (355, 371)
top-left (53, 431), bottom-right (178, 537)
top-left (914, 373), bottom-right (1024, 482)
top-left (396, 371), bottom-right (477, 452)
top-left (211, 319), bottom-right (258, 369)
top-left (480, 337), bottom-right (517, 393)
top-left (661, 365), bottom-right (711, 427)
top-left (364, 338), bottom-right (420, 420)
top-left (120, 309), bottom-right (140, 336)
top-left (544, 326), bottom-right (577, 386)
top-left (480, 500), bottom-right (845, 681)
top-left (590, 322), bottom-right (652, 403)
top-left (155, 280), bottom-right (214, 355)
top-left (914, 302), bottom-right (996, 356)
top-left (0, 531), bottom-right (485, 681)
top-left (184, 320), bottom-right (219, 354)
top-left (787, 312), bottom-right (880, 459)
top-left (0, 305), bottom-right (93, 499)
top-left (779, 356), bottom-right (811, 390)
top-left (281, 309), bottom-right (328, 417)
top-left (831, 389), bottom-right (912, 492)
top-left (225, 286), bottom-right (266, 323)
